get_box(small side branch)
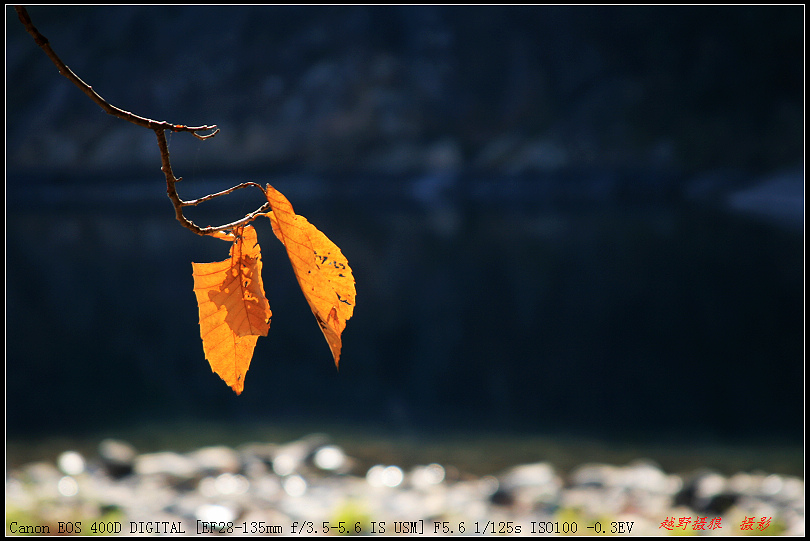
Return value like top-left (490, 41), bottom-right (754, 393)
top-left (182, 182), bottom-right (268, 207)
top-left (156, 130), bottom-right (270, 235)
top-left (15, 5), bottom-right (269, 237)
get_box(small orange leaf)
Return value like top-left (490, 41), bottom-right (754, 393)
top-left (192, 225), bottom-right (271, 394)
top-left (264, 184), bottom-right (355, 368)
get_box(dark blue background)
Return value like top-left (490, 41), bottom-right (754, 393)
top-left (5, 6), bottom-right (803, 451)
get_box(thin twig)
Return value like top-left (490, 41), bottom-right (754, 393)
top-left (14, 5), bottom-right (270, 237)
top-left (157, 130), bottom-right (269, 235)
top-left (182, 182), bottom-right (267, 207)
top-left (14, 6), bottom-right (218, 138)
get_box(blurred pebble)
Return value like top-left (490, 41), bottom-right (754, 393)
top-left (98, 439), bottom-right (136, 478)
top-left (501, 462), bottom-right (557, 488)
top-left (410, 463), bottom-right (446, 489)
top-left (57, 451), bottom-right (85, 476)
top-left (493, 462), bottom-right (561, 513)
top-left (570, 462), bottom-right (618, 488)
top-left (674, 469), bottom-right (738, 514)
top-left (188, 446), bottom-right (241, 475)
top-left (57, 475), bottom-right (79, 497)
top-left (282, 474), bottom-right (307, 497)
top-left (271, 435), bottom-right (327, 476)
top-left (134, 451), bottom-right (197, 479)
top-left (312, 444), bottom-right (349, 473)
top-left (366, 464), bottom-right (404, 488)
top-left (196, 503), bottom-right (237, 523)
top-left (23, 462), bottom-right (62, 484)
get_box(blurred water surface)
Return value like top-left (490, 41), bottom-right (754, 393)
top-left (6, 172), bottom-right (803, 457)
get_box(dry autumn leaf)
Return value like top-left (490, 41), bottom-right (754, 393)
top-left (192, 225), bottom-right (271, 394)
top-left (264, 184), bottom-right (356, 368)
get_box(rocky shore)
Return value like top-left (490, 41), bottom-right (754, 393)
top-left (5, 435), bottom-right (804, 536)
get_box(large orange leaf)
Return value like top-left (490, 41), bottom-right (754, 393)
top-left (264, 184), bottom-right (355, 368)
top-left (191, 225), bottom-right (271, 394)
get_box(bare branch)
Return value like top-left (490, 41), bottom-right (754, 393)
top-left (14, 5), bottom-right (271, 237)
top-left (14, 6), bottom-right (218, 137)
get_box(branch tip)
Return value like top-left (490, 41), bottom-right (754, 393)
top-left (193, 127), bottom-right (220, 140)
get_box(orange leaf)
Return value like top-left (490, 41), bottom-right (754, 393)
top-left (191, 225), bottom-right (271, 394)
top-left (264, 184), bottom-right (355, 368)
